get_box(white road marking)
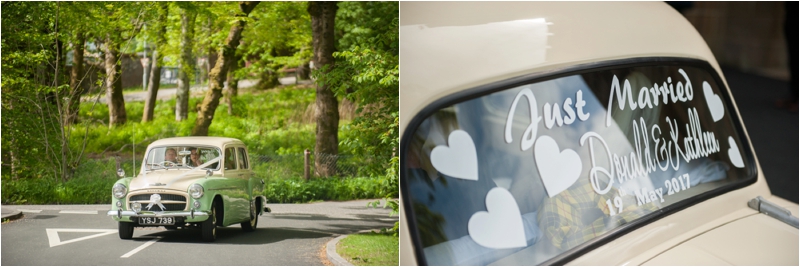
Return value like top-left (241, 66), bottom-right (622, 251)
top-left (58, 210), bottom-right (98, 214)
top-left (18, 209), bottom-right (42, 213)
top-left (120, 236), bottom-right (163, 258)
top-left (46, 228), bottom-right (118, 247)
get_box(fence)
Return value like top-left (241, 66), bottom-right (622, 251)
top-left (250, 152), bottom-right (378, 180)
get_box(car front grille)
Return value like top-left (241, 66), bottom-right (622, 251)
top-left (130, 194), bottom-right (187, 202)
top-left (128, 193), bottom-right (187, 211)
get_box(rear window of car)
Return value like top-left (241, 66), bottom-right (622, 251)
top-left (401, 60), bottom-right (755, 265)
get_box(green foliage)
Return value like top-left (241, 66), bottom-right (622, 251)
top-left (2, 1), bottom-right (83, 183)
top-left (316, 2), bottom-right (399, 180)
top-left (240, 2), bottom-right (311, 82)
top-left (73, 86), bottom-right (319, 156)
top-left (336, 2), bottom-right (399, 53)
top-left (264, 176), bottom-right (397, 204)
top-left (368, 197), bottom-right (400, 235)
top-left (2, 159), bottom-right (136, 204)
top-left (1, 2), bottom-right (400, 207)
top-left (336, 232), bottom-right (399, 266)
top-left (330, 4), bottom-right (401, 234)
top-left (72, 98), bottom-right (196, 155)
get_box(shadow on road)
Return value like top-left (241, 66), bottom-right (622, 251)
top-left (24, 215), bottom-right (58, 220)
top-left (132, 213), bottom-right (396, 244)
top-left (138, 227), bottom-right (331, 245)
top-left (274, 213), bottom-right (393, 222)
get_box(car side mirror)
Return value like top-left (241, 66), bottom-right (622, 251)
top-left (205, 169), bottom-right (213, 178)
top-left (116, 168), bottom-right (125, 178)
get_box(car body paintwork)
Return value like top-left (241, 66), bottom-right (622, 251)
top-left (110, 137), bottom-right (266, 227)
top-left (399, 2), bottom-right (798, 265)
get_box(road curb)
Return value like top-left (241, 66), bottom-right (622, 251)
top-left (326, 235), bottom-right (353, 266)
top-left (1, 210), bottom-right (23, 222)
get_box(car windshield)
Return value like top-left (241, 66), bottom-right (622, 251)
top-left (402, 62), bottom-right (754, 265)
top-left (144, 145), bottom-right (221, 171)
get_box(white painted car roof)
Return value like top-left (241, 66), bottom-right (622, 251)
top-left (400, 1), bottom-right (724, 134)
top-left (146, 136), bottom-right (244, 149)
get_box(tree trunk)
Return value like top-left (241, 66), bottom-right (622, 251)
top-left (142, 51), bottom-right (162, 122)
top-left (9, 143), bottom-right (17, 180)
top-left (44, 37), bottom-right (65, 106)
top-left (226, 53), bottom-right (241, 115)
top-left (143, 3), bottom-right (168, 123)
top-left (176, 8), bottom-right (197, 122)
top-left (105, 35), bottom-right (127, 126)
top-left (66, 31), bottom-right (85, 125)
top-left (192, 1), bottom-right (259, 136)
top-left (257, 69), bottom-right (279, 89)
top-left (205, 15), bottom-right (213, 84)
top-left (308, 1), bottom-right (339, 177)
top-left (8, 99), bottom-right (18, 181)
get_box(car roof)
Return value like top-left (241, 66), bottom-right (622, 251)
top-left (399, 1), bottom-right (724, 134)
top-left (145, 136), bottom-right (244, 149)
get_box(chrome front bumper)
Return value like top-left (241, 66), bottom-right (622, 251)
top-left (107, 209), bottom-right (209, 219)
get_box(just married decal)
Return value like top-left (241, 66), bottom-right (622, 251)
top-left (427, 68), bottom-right (745, 249)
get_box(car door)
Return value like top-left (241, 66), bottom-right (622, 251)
top-left (236, 147), bottom-right (260, 215)
top-left (236, 147), bottom-right (251, 181)
top-left (236, 147), bottom-right (256, 194)
top-left (222, 145), bottom-right (249, 225)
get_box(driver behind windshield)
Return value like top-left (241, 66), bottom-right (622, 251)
top-left (165, 148), bottom-right (178, 163)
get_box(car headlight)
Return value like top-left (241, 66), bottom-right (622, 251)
top-left (189, 184), bottom-right (204, 199)
top-left (112, 183), bottom-right (127, 199)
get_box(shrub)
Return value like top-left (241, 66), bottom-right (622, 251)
top-left (264, 176), bottom-right (397, 203)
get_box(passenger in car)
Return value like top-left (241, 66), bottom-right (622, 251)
top-left (188, 147), bottom-right (204, 167)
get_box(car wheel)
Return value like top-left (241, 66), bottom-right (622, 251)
top-left (202, 203), bottom-right (217, 242)
top-left (119, 222), bottom-right (134, 239)
top-left (241, 206), bottom-right (258, 232)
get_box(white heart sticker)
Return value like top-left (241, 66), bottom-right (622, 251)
top-left (468, 187), bottom-right (527, 249)
top-left (534, 135), bottom-right (582, 197)
top-left (704, 81), bottom-right (725, 122)
top-left (728, 136), bottom-right (744, 168)
top-left (430, 130), bottom-right (479, 181)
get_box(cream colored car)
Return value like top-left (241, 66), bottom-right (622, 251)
top-left (108, 137), bottom-right (268, 242)
top-left (399, 2), bottom-right (798, 265)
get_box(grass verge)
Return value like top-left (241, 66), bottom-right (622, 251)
top-left (336, 232), bottom-right (399, 266)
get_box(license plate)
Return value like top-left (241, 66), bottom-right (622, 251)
top-left (138, 217), bottom-right (175, 225)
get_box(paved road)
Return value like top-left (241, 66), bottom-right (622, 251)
top-left (1, 200), bottom-right (397, 266)
top-left (83, 77), bottom-right (313, 104)
top-left (82, 80), bottom-right (259, 104)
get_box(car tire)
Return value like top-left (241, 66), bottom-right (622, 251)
top-left (119, 222), bottom-right (134, 239)
top-left (202, 202), bottom-right (217, 242)
top-left (241, 207), bottom-right (258, 232)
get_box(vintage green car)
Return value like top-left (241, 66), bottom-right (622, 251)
top-left (107, 137), bottom-right (268, 242)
